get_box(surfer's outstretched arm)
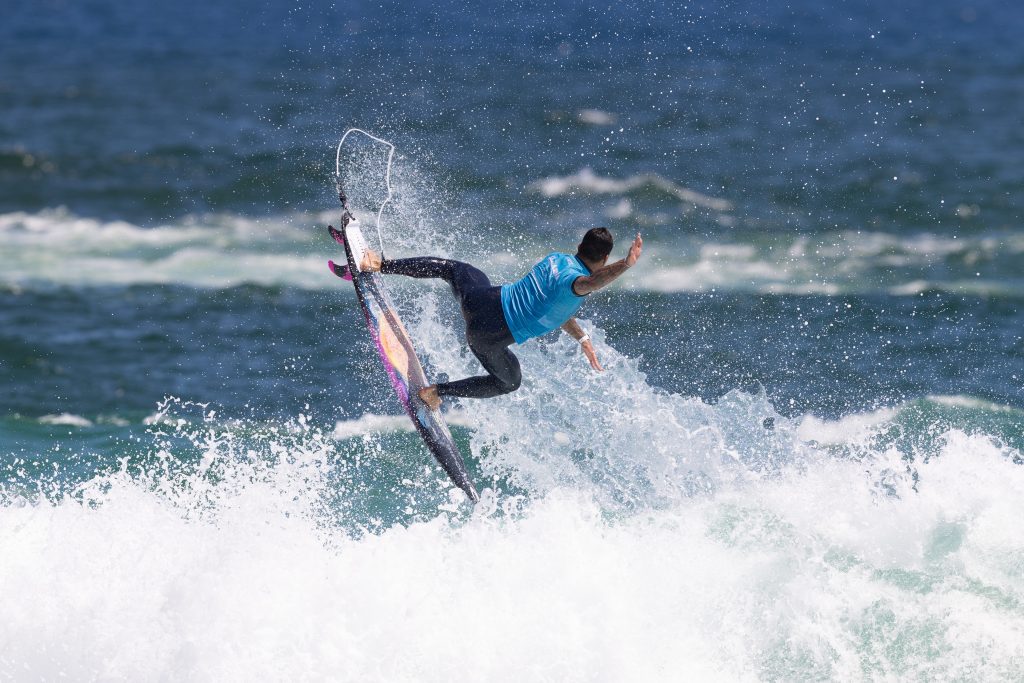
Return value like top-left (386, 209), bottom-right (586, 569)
top-left (561, 318), bottom-right (603, 372)
top-left (572, 233), bottom-right (643, 295)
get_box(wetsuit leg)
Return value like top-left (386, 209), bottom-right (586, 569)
top-left (382, 257), bottom-right (522, 399)
top-left (381, 257), bottom-right (490, 306)
top-left (437, 343), bottom-right (522, 399)
top-left (436, 285), bottom-right (520, 399)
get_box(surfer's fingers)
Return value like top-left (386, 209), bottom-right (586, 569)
top-left (628, 234), bottom-right (643, 264)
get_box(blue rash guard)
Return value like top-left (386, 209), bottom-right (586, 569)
top-left (500, 252), bottom-right (589, 344)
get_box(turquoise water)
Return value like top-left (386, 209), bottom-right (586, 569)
top-left (2, 0), bottom-right (1023, 679)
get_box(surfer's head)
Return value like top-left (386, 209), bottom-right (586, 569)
top-left (577, 227), bottom-right (613, 267)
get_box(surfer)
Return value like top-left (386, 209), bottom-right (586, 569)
top-left (361, 227), bottom-right (643, 409)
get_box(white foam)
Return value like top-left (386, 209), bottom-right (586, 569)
top-left (527, 167), bottom-right (734, 211)
top-left (797, 407), bottom-right (901, 445)
top-left (37, 413), bottom-right (94, 427)
top-left (927, 394), bottom-right (1024, 414)
top-left (627, 230), bottom-right (1024, 295)
top-left (796, 394), bottom-right (1024, 448)
top-left (2, 417), bottom-right (1022, 680)
top-left (97, 415), bottom-right (131, 427)
top-left (330, 410), bottom-right (475, 441)
top-left (604, 197), bottom-right (632, 219)
top-left (0, 208), bottom-right (336, 290)
top-left (2, 207), bottom-right (1019, 297)
top-left (889, 279), bottom-right (932, 295)
top-left (634, 257), bottom-right (806, 294)
top-left (331, 413), bottom-right (415, 439)
top-left (576, 108), bottom-right (618, 125)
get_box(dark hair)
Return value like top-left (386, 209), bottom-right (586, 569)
top-left (576, 227), bottom-right (613, 262)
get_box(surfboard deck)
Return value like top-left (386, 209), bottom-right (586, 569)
top-left (328, 222), bottom-right (479, 503)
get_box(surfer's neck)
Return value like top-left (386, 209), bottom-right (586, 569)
top-left (578, 255), bottom-right (606, 274)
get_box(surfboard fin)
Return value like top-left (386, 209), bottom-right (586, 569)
top-left (328, 223), bottom-right (371, 273)
top-left (327, 226), bottom-right (353, 279)
top-left (327, 260), bottom-right (353, 281)
top-left (327, 225), bottom-right (346, 246)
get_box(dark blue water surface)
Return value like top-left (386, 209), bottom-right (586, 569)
top-left (4, 0), bottom-right (1022, 222)
top-left (1, 0), bottom-right (1021, 447)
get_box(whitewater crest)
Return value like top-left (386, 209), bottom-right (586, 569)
top-left (2, 203), bottom-right (1021, 297)
top-left (527, 167), bottom-right (734, 211)
top-left (0, 208), bottom-right (332, 290)
top-left (2, 393), bottom-right (1024, 680)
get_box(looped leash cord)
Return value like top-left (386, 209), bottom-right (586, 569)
top-left (335, 128), bottom-right (395, 258)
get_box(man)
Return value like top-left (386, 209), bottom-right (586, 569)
top-left (362, 227), bottom-right (643, 409)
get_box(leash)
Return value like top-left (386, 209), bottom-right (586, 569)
top-left (335, 128), bottom-right (395, 258)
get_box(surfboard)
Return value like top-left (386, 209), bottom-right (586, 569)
top-left (327, 221), bottom-right (480, 503)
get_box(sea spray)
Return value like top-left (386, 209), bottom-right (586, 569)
top-left (2, 404), bottom-right (1022, 679)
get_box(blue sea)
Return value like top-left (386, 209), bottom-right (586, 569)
top-left (2, 0), bottom-right (1023, 679)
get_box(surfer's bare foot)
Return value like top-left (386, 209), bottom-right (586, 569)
top-left (361, 250), bottom-right (382, 272)
top-left (419, 385), bottom-right (441, 410)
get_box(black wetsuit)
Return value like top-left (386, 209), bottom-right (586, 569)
top-left (381, 257), bottom-right (521, 399)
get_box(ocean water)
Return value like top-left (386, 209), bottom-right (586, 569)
top-left (2, 0), bottom-right (1023, 680)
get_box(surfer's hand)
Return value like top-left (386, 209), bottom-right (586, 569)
top-left (582, 339), bottom-right (604, 372)
top-left (626, 233), bottom-right (643, 268)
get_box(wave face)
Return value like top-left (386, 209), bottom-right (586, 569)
top-left (3, 396), bottom-right (1023, 680)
